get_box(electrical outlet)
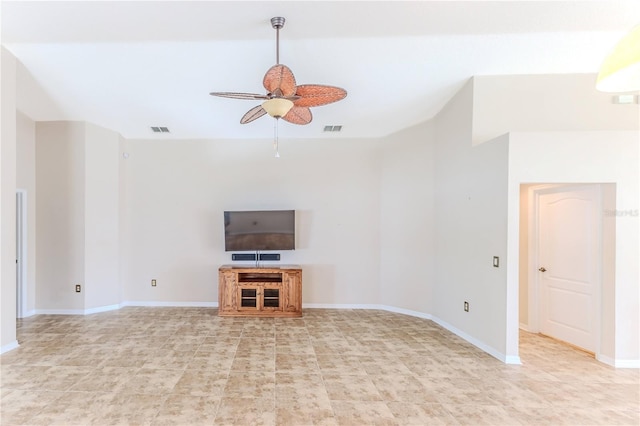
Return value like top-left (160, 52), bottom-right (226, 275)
top-left (493, 256), bottom-right (499, 268)
top-left (151, 279), bottom-right (157, 287)
top-left (75, 284), bottom-right (81, 293)
top-left (464, 301), bottom-right (469, 312)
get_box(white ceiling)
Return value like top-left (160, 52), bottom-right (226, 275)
top-left (2, 1), bottom-right (638, 140)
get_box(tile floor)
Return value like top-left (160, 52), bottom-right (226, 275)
top-left (1, 307), bottom-right (638, 425)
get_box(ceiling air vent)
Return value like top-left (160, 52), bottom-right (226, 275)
top-left (151, 126), bottom-right (170, 133)
top-left (323, 125), bottom-right (342, 132)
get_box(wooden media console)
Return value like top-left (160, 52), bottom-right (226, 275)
top-left (218, 265), bottom-right (302, 317)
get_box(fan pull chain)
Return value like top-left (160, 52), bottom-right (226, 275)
top-left (273, 119), bottom-right (280, 158)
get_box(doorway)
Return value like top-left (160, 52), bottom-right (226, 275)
top-left (520, 183), bottom-right (615, 361)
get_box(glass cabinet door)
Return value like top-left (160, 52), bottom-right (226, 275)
top-left (237, 286), bottom-right (282, 310)
top-left (263, 288), bottom-right (280, 308)
top-left (240, 288), bottom-right (257, 308)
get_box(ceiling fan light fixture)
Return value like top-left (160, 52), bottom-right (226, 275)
top-left (210, 15), bottom-right (347, 147)
top-left (262, 98), bottom-right (294, 118)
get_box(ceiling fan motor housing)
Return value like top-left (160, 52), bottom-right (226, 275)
top-left (271, 17), bottom-right (285, 29)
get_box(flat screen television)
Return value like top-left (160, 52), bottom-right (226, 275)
top-left (224, 210), bottom-right (295, 252)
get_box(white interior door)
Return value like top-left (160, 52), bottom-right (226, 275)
top-left (536, 185), bottom-right (601, 353)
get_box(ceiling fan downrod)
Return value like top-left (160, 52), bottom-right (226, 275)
top-left (271, 17), bottom-right (285, 65)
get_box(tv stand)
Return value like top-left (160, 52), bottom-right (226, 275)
top-left (218, 265), bottom-right (302, 317)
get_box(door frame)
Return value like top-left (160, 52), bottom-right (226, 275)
top-left (16, 190), bottom-right (27, 319)
top-left (527, 183), bottom-right (603, 355)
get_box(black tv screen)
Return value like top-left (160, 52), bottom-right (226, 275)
top-left (224, 210), bottom-right (295, 251)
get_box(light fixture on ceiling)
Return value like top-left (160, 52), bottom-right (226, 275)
top-left (596, 24), bottom-right (640, 93)
top-left (262, 98), bottom-right (294, 118)
top-left (210, 17), bottom-right (347, 157)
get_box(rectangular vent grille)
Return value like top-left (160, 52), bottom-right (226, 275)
top-left (323, 125), bottom-right (342, 132)
top-left (151, 126), bottom-right (170, 133)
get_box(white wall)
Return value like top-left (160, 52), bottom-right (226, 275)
top-left (1, 47), bottom-right (18, 351)
top-left (35, 122), bottom-right (86, 311)
top-left (433, 79), bottom-right (511, 361)
top-left (16, 111), bottom-right (36, 316)
top-left (601, 183), bottom-right (617, 363)
top-left (84, 122), bottom-right (120, 310)
top-left (379, 121), bottom-right (436, 314)
top-left (35, 121), bottom-right (121, 313)
top-left (121, 137), bottom-right (382, 306)
top-left (518, 184), bottom-right (530, 326)
top-left (507, 131), bottom-right (639, 366)
top-left (118, 136), bottom-right (128, 305)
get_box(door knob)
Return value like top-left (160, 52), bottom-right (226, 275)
top-left (538, 267), bottom-right (547, 272)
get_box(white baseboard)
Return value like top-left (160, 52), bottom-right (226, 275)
top-left (598, 354), bottom-right (640, 368)
top-left (430, 315), bottom-right (522, 365)
top-left (18, 309), bottom-right (37, 319)
top-left (84, 304), bottom-right (121, 314)
top-left (1, 340), bottom-right (19, 354)
top-left (303, 303), bottom-right (381, 309)
top-left (121, 301), bottom-right (218, 308)
top-left (34, 301), bottom-right (218, 315)
top-left (35, 304), bottom-right (121, 315)
top-left (613, 359), bottom-right (640, 368)
top-left (504, 355), bottom-right (523, 364)
top-left (519, 322), bottom-right (531, 332)
top-left (378, 305), bottom-right (432, 320)
top-left (597, 353), bottom-right (616, 367)
top-left (302, 304), bottom-right (433, 321)
top-left (34, 308), bottom-right (86, 315)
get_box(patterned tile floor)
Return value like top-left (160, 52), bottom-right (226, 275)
top-left (1, 308), bottom-right (638, 425)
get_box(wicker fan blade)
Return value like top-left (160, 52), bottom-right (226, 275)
top-left (293, 85), bottom-right (347, 107)
top-left (282, 106), bottom-right (312, 125)
top-left (240, 105), bottom-right (268, 124)
top-left (263, 65), bottom-right (297, 97)
top-left (210, 92), bottom-right (269, 100)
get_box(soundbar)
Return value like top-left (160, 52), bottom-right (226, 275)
top-left (231, 253), bottom-right (257, 261)
top-left (259, 253), bottom-right (280, 261)
top-left (231, 253), bottom-right (281, 261)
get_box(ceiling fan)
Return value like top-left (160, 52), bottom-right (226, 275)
top-left (210, 17), bottom-right (347, 126)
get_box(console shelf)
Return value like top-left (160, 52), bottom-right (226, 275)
top-left (218, 265), bottom-right (302, 318)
